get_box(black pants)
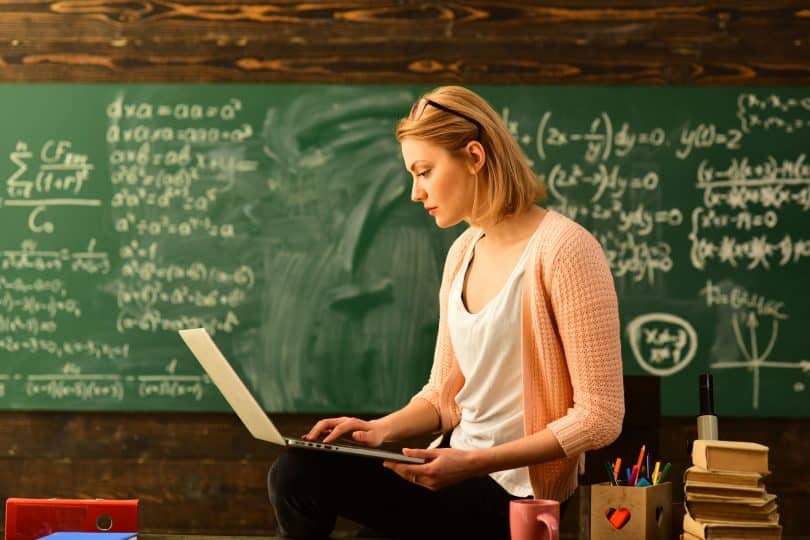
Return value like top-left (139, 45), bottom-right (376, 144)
top-left (267, 446), bottom-right (531, 540)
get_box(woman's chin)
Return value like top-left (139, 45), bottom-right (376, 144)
top-left (433, 214), bottom-right (462, 229)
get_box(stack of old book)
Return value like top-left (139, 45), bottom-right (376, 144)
top-left (681, 440), bottom-right (782, 539)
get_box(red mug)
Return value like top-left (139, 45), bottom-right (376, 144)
top-left (509, 499), bottom-right (560, 540)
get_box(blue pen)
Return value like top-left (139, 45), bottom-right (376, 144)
top-left (626, 466), bottom-right (632, 483)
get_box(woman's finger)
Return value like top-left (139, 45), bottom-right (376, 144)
top-left (402, 447), bottom-right (439, 461)
top-left (322, 418), bottom-right (368, 443)
top-left (303, 417), bottom-right (344, 440)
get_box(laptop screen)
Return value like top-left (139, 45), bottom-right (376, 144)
top-left (179, 328), bottom-right (286, 445)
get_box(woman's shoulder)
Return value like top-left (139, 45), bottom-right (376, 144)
top-left (530, 209), bottom-right (608, 280)
top-left (445, 226), bottom-right (480, 263)
top-left (535, 209), bottom-right (600, 253)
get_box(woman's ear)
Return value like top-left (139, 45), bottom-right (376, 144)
top-left (465, 140), bottom-right (486, 174)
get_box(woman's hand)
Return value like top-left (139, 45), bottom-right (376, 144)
top-left (302, 416), bottom-right (389, 447)
top-left (383, 447), bottom-right (482, 491)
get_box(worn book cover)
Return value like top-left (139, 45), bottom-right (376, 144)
top-left (685, 495), bottom-right (779, 523)
top-left (684, 466), bottom-right (766, 487)
top-left (684, 483), bottom-right (768, 503)
top-left (683, 511), bottom-right (782, 539)
top-left (691, 440), bottom-right (769, 474)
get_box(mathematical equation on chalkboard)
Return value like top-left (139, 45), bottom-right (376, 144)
top-left (0, 361), bottom-right (208, 402)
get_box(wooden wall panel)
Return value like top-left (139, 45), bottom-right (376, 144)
top-left (0, 457), bottom-right (276, 533)
top-left (0, 1), bottom-right (807, 83)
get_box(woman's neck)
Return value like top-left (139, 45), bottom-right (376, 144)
top-left (478, 205), bottom-right (546, 249)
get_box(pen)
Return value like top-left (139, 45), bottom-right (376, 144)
top-left (604, 460), bottom-right (618, 486)
top-left (631, 445), bottom-right (645, 486)
top-left (652, 461), bottom-right (661, 485)
top-left (657, 462), bottom-right (672, 484)
top-left (630, 464), bottom-right (640, 487)
top-left (613, 457), bottom-right (622, 480)
top-left (634, 444), bottom-right (646, 472)
top-left (626, 467), bottom-right (632, 484)
top-left (646, 453), bottom-right (651, 481)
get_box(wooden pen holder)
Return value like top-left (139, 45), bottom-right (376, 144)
top-left (590, 482), bottom-right (671, 540)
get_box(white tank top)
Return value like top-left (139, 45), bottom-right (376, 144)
top-left (447, 230), bottom-right (535, 497)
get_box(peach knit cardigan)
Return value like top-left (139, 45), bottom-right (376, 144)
top-left (412, 209), bottom-right (625, 502)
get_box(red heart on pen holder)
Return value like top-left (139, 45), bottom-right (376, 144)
top-left (606, 507), bottom-right (631, 529)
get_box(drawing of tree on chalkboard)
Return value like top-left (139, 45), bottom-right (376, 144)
top-left (251, 87), bottom-right (458, 411)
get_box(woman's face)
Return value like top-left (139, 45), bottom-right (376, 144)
top-left (401, 138), bottom-right (479, 229)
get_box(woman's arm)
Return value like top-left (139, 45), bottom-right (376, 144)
top-left (384, 429), bottom-right (564, 490)
top-left (374, 397), bottom-right (441, 440)
top-left (544, 228), bottom-right (624, 455)
top-left (469, 428), bottom-right (565, 474)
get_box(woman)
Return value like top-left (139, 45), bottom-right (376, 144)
top-left (269, 86), bottom-right (624, 540)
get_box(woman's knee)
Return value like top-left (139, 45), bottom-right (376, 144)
top-left (268, 448), bottom-right (332, 501)
top-left (268, 448), bottom-right (300, 501)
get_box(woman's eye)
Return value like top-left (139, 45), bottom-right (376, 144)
top-left (417, 169), bottom-right (431, 178)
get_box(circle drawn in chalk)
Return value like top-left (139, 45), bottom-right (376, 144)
top-left (626, 313), bottom-right (697, 376)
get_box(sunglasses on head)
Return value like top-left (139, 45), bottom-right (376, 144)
top-left (409, 98), bottom-right (482, 138)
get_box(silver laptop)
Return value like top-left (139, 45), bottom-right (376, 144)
top-left (179, 328), bottom-right (424, 464)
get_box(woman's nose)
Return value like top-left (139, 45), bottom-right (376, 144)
top-left (410, 180), bottom-right (425, 202)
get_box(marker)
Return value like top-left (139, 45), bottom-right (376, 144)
top-left (657, 462), bottom-right (672, 484)
top-left (626, 467), bottom-right (632, 484)
top-left (632, 445), bottom-right (645, 486)
top-left (652, 461), bottom-right (661, 485)
top-left (630, 464), bottom-right (640, 487)
top-left (698, 374), bottom-right (719, 440)
top-left (613, 457), bottom-right (622, 480)
top-left (604, 460), bottom-right (618, 486)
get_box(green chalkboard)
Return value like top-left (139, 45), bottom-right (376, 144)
top-left (0, 84), bottom-right (807, 416)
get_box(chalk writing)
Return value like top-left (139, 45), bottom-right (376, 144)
top-left (0, 239), bottom-right (110, 274)
top-left (4, 140), bottom-right (99, 234)
top-left (690, 154), bottom-right (809, 270)
top-left (536, 111), bottom-right (666, 163)
top-left (107, 97), bottom-right (243, 121)
top-left (0, 293), bottom-right (80, 318)
top-left (137, 375), bottom-right (206, 401)
top-left (0, 336), bottom-right (129, 359)
top-left (676, 123), bottom-right (743, 159)
top-left (737, 93), bottom-right (810, 133)
top-left (700, 280), bottom-right (809, 409)
top-left (626, 313), bottom-right (698, 376)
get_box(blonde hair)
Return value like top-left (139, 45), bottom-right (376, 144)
top-left (396, 86), bottom-right (547, 226)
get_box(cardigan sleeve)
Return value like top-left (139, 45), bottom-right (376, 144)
top-left (545, 227), bottom-right (625, 457)
top-left (410, 228), bottom-right (472, 419)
